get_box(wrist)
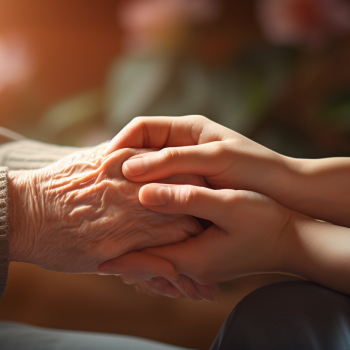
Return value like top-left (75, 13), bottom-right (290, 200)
top-left (276, 210), bottom-right (306, 276)
top-left (283, 158), bottom-right (350, 227)
top-left (266, 156), bottom-right (306, 210)
top-left (279, 213), bottom-right (334, 281)
top-left (276, 206), bottom-right (350, 295)
top-left (8, 170), bottom-right (37, 263)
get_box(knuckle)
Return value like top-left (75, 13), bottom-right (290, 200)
top-left (129, 117), bottom-right (151, 147)
top-left (189, 114), bottom-right (207, 123)
top-left (158, 147), bottom-right (180, 162)
top-left (232, 190), bottom-right (249, 202)
top-left (227, 190), bottom-right (249, 208)
top-left (130, 117), bottom-right (147, 133)
top-left (187, 115), bottom-right (209, 143)
top-left (131, 116), bottom-right (145, 125)
top-left (212, 142), bottom-right (230, 159)
top-left (177, 186), bottom-right (198, 210)
top-left (215, 189), bottom-right (241, 212)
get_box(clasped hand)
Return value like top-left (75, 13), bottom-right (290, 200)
top-left (98, 115), bottom-right (301, 300)
top-left (11, 115), bottom-right (347, 302)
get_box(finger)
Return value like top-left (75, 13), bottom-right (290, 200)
top-left (170, 274), bottom-right (209, 301)
top-left (103, 147), bottom-right (158, 179)
top-left (129, 276), bottom-right (219, 302)
top-left (104, 115), bottom-right (218, 155)
top-left (133, 282), bottom-right (159, 297)
top-left (189, 279), bottom-right (220, 303)
top-left (139, 184), bottom-right (235, 229)
top-left (100, 225), bottom-right (225, 294)
top-left (98, 252), bottom-right (179, 281)
top-left (125, 272), bottom-right (219, 302)
top-left (135, 278), bottom-right (183, 299)
top-left (121, 273), bottom-right (157, 284)
top-left (116, 259), bottom-right (201, 300)
top-left (102, 254), bottom-right (201, 301)
top-left (98, 252), bottom-right (202, 300)
top-left (99, 251), bottom-right (219, 302)
top-left (122, 142), bottom-right (228, 182)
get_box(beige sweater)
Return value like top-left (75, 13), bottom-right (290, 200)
top-left (0, 137), bottom-right (78, 297)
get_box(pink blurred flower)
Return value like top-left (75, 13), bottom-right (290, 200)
top-left (257, 0), bottom-right (350, 48)
top-left (119, 0), bottom-right (221, 53)
top-left (0, 35), bottom-right (33, 92)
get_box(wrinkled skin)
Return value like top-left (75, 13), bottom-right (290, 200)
top-left (8, 143), bottom-right (204, 274)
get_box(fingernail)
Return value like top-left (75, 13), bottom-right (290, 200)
top-left (124, 158), bottom-right (147, 177)
top-left (142, 185), bottom-right (170, 206)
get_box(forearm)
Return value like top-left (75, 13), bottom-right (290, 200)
top-left (266, 157), bottom-right (350, 227)
top-left (283, 213), bottom-right (350, 296)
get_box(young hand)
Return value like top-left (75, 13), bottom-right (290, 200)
top-left (105, 115), bottom-right (350, 227)
top-left (105, 115), bottom-right (290, 198)
top-left (98, 183), bottom-right (294, 296)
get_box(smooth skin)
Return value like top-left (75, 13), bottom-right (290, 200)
top-left (103, 115), bottom-right (350, 228)
top-left (98, 115), bottom-right (350, 299)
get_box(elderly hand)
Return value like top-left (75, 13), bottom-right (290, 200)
top-left (7, 144), bottom-right (205, 275)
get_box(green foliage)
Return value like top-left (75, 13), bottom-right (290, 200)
top-left (321, 87), bottom-right (350, 129)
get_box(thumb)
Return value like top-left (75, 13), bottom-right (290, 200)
top-left (98, 252), bottom-right (178, 281)
top-left (139, 184), bottom-right (234, 230)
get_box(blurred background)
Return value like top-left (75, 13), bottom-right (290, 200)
top-left (0, 0), bottom-right (349, 349)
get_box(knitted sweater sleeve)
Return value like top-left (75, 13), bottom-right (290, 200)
top-left (0, 167), bottom-right (9, 298)
top-left (0, 139), bottom-right (79, 297)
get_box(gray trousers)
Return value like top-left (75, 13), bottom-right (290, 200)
top-left (1, 281), bottom-right (350, 350)
top-left (211, 281), bottom-right (350, 350)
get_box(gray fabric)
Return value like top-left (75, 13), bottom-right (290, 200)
top-left (0, 140), bottom-right (78, 171)
top-left (0, 167), bottom-right (9, 298)
top-left (0, 138), bottom-right (79, 298)
top-left (211, 281), bottom-right (350, 350)
top-left (0, 323), bottom-right (192, 350)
